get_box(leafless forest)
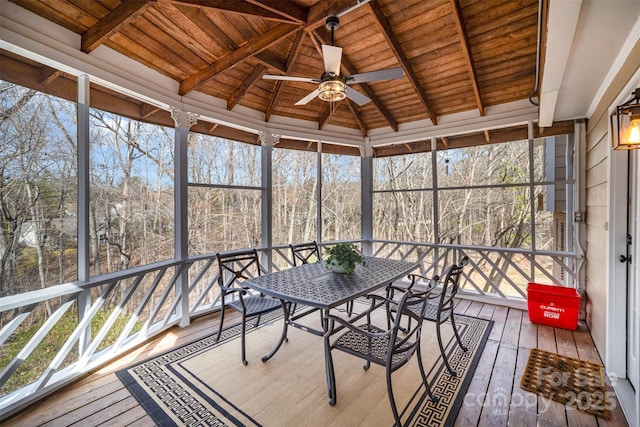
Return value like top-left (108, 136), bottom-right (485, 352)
top-left (1, 83), bottom-right (560, 307)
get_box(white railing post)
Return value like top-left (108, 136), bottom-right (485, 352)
top-left (77, 74), bottom-right (91, 355)
top-left (361, 137), bottom-right (373, 256)
top-left (574, 119), bottom-right (587, 292)
top-left (171, 107), bottom-right (198, 327)
top-left (260, 131), bottom-right (278, 272)
top-left (317, 140), bottom-right (323, 244)
top-left (528, 121), bottom-right (536, 280)
top-left (431, 137), bottom-right (440, 274)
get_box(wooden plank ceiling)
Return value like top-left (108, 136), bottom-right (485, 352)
top-left (5, 0), bottom-right (563, 154)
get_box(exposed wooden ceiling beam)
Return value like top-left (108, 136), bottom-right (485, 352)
top-left (308, 29), bottom-right (324, 56)
top-left (306, 0), bottom-right (367, 28)
top-left (450, 0), bottom-right (484, 116)
top-left (39, 67), bottom-right (62, 85)
top-left (312, 30), bottom-right (399, 132)
top-left (171, 0), bottom-right (297, 22)
top-left (346, 99), bottom-right (368, 136)
top-left (140, 104), bottom-right (161, 118)
top-left (265, 80), bottom-right (285, 121)
top-left (176, 7), bottom-right (285, 73)
top-left (82, 1), bottom-right (155, 53)
top-left (176, 5), bottom-right (286, 74)
top-left (286, 30), bottom-right (306, 72)
top-left (319, 106), bottom-right (331, 129)
top-left (180, 0), bottom-right (375, 96)
top-left (179, 23), bottom-right (300, 95)
top-left (227, 64), bottom-right (267, 110)
top-left (246, 0), bottom-right (308, 23)
top-left (264, 29), bottom-right (305, 122)
top-left (368, 0), bottom-right (438, 125)
top-left (253, 52), bottom-right (286, 74)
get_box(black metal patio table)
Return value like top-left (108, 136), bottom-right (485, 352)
top-left (242, 256), bottom-right (419, 405)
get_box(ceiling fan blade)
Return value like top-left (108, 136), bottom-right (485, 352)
top-left (263, 74), bottom-right (318, 83)
top-left (321, 45), bottom-right (342, 75)
top-left (345, 86), bottom-right (371, 106)
top-left (346, 67), bottom-right (404, 84)
top-left (295, 88), bottom-right (321, 106)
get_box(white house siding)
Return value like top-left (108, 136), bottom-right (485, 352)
top-left (584, 38), bottom-right (640, 361)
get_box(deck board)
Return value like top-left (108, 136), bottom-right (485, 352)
top-left (500, 308), bottom-right (522, 349)
top-left (478, 344), bottom-right (518, 426)
top-left (1, 303), bottom-right (629, 427)
top-left (453, 339), bottom-right (500, 427)
top-left (508, 347), bottom-right (538, 426)
top-left (537, 323), bottom-right (569, 427)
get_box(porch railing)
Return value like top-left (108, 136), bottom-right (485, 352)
top-left (0, 241), bottom-right (578, 419)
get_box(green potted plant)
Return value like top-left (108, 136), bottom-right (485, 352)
top-left (324, 243), bottom-right (365, 274)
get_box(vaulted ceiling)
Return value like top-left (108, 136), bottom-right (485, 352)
top-left (6, 0), bottom-right (543, 140)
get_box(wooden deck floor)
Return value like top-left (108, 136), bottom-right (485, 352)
top-left (1, 300), bottom-right (629, 427)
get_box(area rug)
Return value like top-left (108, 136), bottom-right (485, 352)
top-left (118, 304), bottom-right (492, 426)
top-left (519, 348), bottom-right (610, 419)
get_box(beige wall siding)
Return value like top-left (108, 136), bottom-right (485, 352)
top-left (585, 115), bottom-right (609, 357)
top-left (584, 38), bottom-right (640, 360)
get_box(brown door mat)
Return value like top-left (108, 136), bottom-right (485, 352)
top-left (520, 348), bottom-right (611, 419)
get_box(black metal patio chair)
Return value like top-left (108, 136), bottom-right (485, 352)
top-left (324, 287), bottom-right (438, 426)
top-left (215, 249), bottom-right (288, 365)
top-left (391, 256), bottom-right (470, 376)
top-left (290, 241), bottom-right (321, 266)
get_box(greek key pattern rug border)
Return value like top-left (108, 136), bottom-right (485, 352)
top-left (118, 311), bottom-right (492, 426)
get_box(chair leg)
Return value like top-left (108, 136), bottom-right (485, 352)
top-left (241, 312), bottom-right (248, 366)
top-left (450, 315), bottom-right (468, 352)
top-left (386, 366), bottom-right (402, 427)
top-left (436, 321), bottom-right (456, 376)
top-left (416, 345), bottom-right (438, 403)
top-left (324, 336), bottom-right (337, 406)
top-left (215, 305), bottom-right (226, 342)
top-left (346, 300), bottom-right (353, 317)
top-left (262, 301), bottom-right (290, 362)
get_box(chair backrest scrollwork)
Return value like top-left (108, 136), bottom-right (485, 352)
top-left (436, 256), bottom-right (469, 320)
top-left (216, 249), bottom-right (262, 291)
top-left (289, 241), bottom-right (320, 266)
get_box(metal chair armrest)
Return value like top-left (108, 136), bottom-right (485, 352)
top-left (324, 313), bottom-right (391, 339)
top-left (407, 274), bottom-right (439, 292)
top-left (219, 285), bottom-right (248, 295)
top-left (385, 283), bottom-right (413, 302)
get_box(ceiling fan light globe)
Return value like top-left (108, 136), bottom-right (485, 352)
top-left (319, 80), bottom-right (346, 102)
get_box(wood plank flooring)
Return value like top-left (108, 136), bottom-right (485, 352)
top-left (1, 301), bottom-right (629, 426)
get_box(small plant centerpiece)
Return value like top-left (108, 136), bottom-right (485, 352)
top-left (324, 243), bottom-right (365, 274)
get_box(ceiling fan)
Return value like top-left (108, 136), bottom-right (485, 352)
top-left (263, 15), bottom-right (404, 106)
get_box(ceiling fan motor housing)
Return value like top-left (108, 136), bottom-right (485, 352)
top-left (326, 15), bottom-right (340, 32)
